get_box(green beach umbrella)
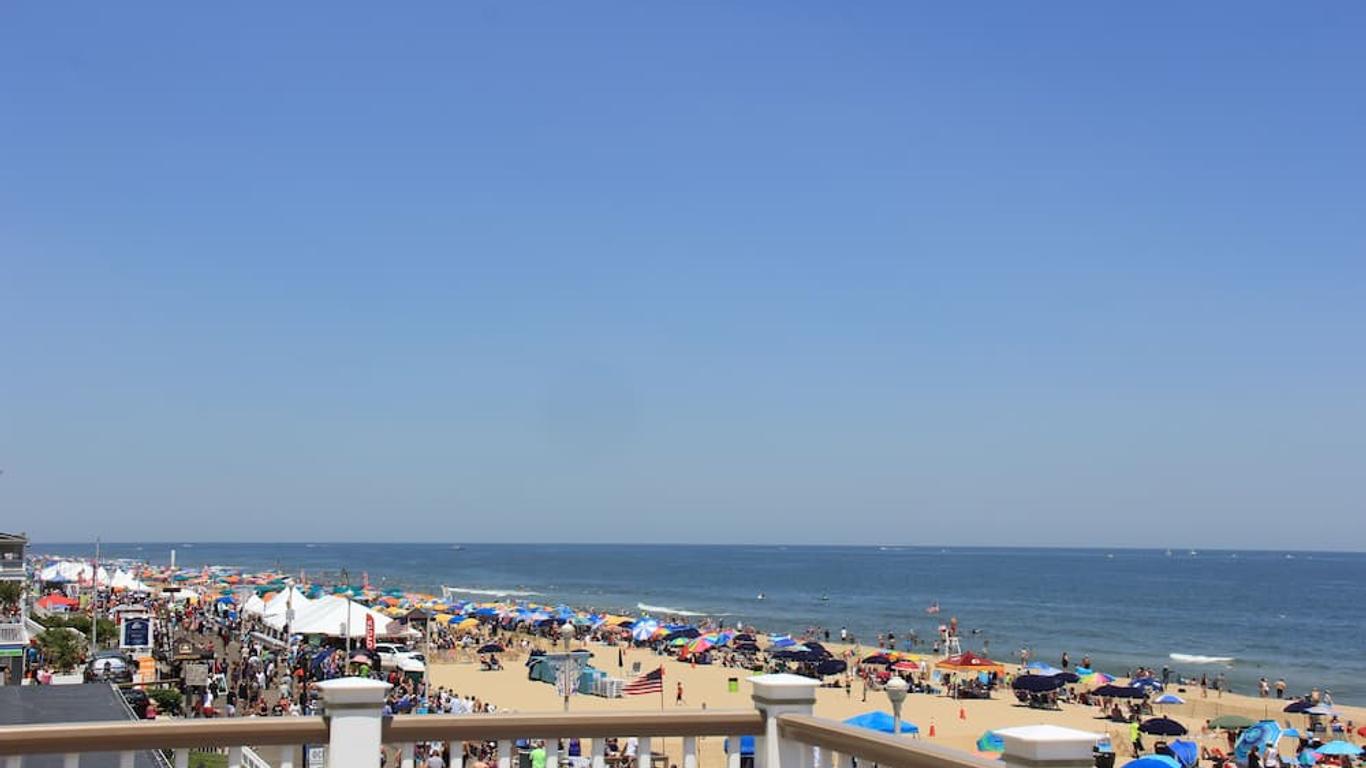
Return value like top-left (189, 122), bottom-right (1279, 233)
top-left (1209, 715), bottom-right (1256, 730)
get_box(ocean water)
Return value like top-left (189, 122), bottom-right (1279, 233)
top-left (34, 543), bottom-right (1366, 703)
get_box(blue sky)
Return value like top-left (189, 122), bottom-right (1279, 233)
top-left (1, 2), bottom-right (1363, 548)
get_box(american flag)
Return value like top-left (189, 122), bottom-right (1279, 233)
top-left (623, 666), bottom-right (664, 696)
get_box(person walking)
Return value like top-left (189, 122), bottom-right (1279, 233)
top-left (675, 681), bottom-right (684, 705)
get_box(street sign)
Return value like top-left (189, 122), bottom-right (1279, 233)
top-left (183, 662), bottom-right (209, 687)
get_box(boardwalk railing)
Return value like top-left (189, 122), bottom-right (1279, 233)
top-left (0, 675), bottom-right (1101, 768)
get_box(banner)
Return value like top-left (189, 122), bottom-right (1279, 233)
top-left (365, 614), bottom-right (376, 650)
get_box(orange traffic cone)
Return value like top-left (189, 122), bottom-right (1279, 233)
top-left (959, 706), bottom-right (967, 720)
top-left (929, 720), bottom-right (937, 737)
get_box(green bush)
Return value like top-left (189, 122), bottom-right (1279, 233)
top-left (147, 688), bottom-right (184, 715)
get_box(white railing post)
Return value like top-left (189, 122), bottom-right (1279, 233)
top-left (317, 677), bottom-right (392, 768)
top-left (749, 674), bottom-right (817, 768)
top-left (497, 740), bottom-right (512, 768)
top-left (591, 739), bottom-right (606, 768)
top-left (683, 737), bottom-right (697, 768)
top-left (996, 725), bottom-right (1100, 768)
top-left (637, 737), bottom-right (652, 768)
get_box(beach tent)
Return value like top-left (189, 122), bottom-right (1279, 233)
top-left (1169, 741), bottom-right (1199, 768)
top-left (242, 593), bottom-right (266, 615)
top-left (1122, 757), bottom-right (1181, 768)
top-left (842, 711), bottom-right (919, 735)
top-left (937, 652), bottom-right (1005, 674)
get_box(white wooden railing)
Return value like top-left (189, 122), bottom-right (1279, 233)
top-left (0, 675), bottom-right (1102, 768)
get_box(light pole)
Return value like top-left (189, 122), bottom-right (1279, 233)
top-left (885, 675), bottom-right (909, 736)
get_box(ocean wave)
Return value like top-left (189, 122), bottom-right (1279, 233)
top-left (637, 602), bottom-right (711, 617)
top-left (443, 585), bottom-right (541, 597)
top-left (1169, 653), bottom-right (1235, 665)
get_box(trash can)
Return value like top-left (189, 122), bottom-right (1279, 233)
top-left (728, 677), bottom-right (739, 693)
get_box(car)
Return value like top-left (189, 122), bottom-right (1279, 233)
top-left (85, 650), bottom-right (135, 684)
top-left (394, 651), bottom-right (426, 674)
top-left (373, 643), bottom-right (409, 670)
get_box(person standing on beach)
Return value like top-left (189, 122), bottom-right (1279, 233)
top-left (676, 681), bottom-right (685, 705)
top-left (1275, 678), bottom-right (1287, 699)
top-left (1061, 652), bottom-right (1070, 670)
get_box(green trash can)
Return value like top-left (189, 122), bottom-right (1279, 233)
top-left (728, 677), bottom-right (739, 693)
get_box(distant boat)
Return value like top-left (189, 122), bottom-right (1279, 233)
top-left (451, 545), bottom-right (464, 551)
top-left (1189, 550), bottom-right (1198, 556)
top-left (1165, 549), bottom-right (1173, 557)
top-left (1106, 553), bottom-right (1114, 559)
top-left (819, 594), bottom-right (830, 602)
top-left (756, 593), bottom-right (765, 600)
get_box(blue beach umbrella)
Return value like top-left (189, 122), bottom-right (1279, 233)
top-left (768, 634), bottom-right (797, 649)
top-left (842, 711), bottom-right (919, 735)
top-left (1121, 756), bottom-right (1181, 768)
top-left (1155, 694), bottom-right (1185, 705)
top-left (1131, 677), bottom-right (1163, 692)
top-left (1316, 742), bottom-right (1363, 757)
top-left (1235, 721), bottom-right (1284, 766)
top-left (1280, 729), bottom-right (1300, 740)
top-left (1025, 662), bottom-right (1064, 676)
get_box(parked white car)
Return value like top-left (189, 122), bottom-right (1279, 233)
top-left (375, 643), bottom-right (426, 674)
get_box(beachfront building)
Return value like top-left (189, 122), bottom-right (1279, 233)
top-left (0, 532), bottom-right (29, 684)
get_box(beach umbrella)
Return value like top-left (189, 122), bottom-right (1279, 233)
top-left (768, 634), bottom-right (798, 649)
top-left (1357, 726), bottom-right (1366, 738)
top-left (891, 660), bottom-right (922, 672)
top-left (861, 654), bottom-right (892, 666)
top-left (1209, 715), bottom-right (1256, 730)
top-left (815, 659), bottom-right (848, 677)
top-left (684, 637), bottom-right (715, 655)
top-left (1131, 678), bottom-right (1163, 692)
top-left (477, 643), bottom-right (505, 654)
top-left (1154, 694), bottom-right (1185, 705)
top-left (842, 711), bottom-right (919, 735)
top-left (1094, 684), bottom-right (1146, 699)
top-left (1054, 671), bottom-right (1081, 683)
top-left (1121, 756), bottom-right (1181, 768)
top-left (1235, 721), bottom-right (1284, 766)
top-left (1140, 717), bottom-right (1188, 737)
top-left (1283, 701), bottom-right (1315, 714)
top-left (1013, 675), bottom-right (1066, 693)
top-left (1315, 742), bottom-right (1362, 757)
top-left (1025, 662), bottom-right (1064, 676)
top-left (1297, 751), bottom-right (1319, 767)
top-left (1084, 672), bottom-right (1116, 686)
top-left (1305, 705), bottom-right (1338, 717)
top-left (977, 732), bottom-right (1005, 753)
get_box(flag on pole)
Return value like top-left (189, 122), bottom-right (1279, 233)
top-left (624, 666), bottom-right (664, 696)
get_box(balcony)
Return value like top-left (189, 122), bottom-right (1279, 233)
top-left (0, 676), bottom-right (1099, 768)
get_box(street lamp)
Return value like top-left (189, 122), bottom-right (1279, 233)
top-left (885, 675), bottom-right (909, 735)
top-left (559, 622), bottom-right (575, 650)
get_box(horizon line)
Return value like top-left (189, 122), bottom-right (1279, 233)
top-left (23, 540), bottom-right (1366, 555)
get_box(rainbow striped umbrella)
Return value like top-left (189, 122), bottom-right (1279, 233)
top-left (1084, 672), bottom-right (1116, 687)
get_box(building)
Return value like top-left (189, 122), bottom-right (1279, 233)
top-left (1, 532), bottom-right (30, 683)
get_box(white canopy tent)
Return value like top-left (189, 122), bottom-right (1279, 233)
top-left (273, 594), bottom-right (414, 639)
top-left (252, 586), bottom-right (312, 620)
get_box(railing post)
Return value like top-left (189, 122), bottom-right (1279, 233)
top-left (996, 725), bottom-right (1100, 768)
top-left (749, 674), bottom-right (817, 768)
top-left (317, 677), bottom-right (392, 768)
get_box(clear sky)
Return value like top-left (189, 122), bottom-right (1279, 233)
top-left (2, 2), bottom-right (1363, 549)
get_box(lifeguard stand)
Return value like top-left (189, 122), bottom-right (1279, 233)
top-left (942, 634), bottom-right (961, 657)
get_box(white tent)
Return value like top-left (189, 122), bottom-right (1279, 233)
top-left (278, 595), bottom-right (412, 638)
top-left (110, 569), bottom-right (152, 592)
top-left (40, 560), bottom-right (111, 586)
top-left (256, 586), bottom-right (311, 620)
top-left (242, 593), bottom-right (267, 615)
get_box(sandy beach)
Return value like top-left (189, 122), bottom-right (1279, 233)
top-left (428, 638), bottom-right (1366, 766)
